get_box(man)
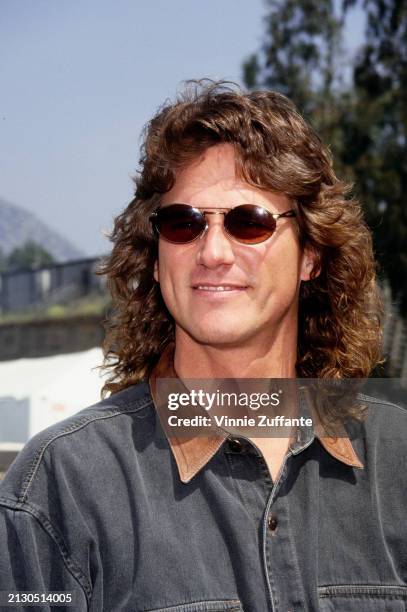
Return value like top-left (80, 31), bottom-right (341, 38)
top-left (1, 81), bottom-right (406, 611)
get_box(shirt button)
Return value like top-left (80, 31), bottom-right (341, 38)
top-left (268, 513), bottom-right (278, 533)
top-left (228, 438), bottom-right (243, 453)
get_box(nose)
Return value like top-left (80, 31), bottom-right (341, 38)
top-left (196, 214), bottom-right (236, 269)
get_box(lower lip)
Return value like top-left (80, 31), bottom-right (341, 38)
top-left (192, 287), bottom-right (248, 298)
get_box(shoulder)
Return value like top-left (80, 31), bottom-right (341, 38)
top-left (0, 381), bottom-right (154, 505)
top-left (358, 392), bottom-right (407, 435)
top-left (349, 392), bottom-right (407, 470)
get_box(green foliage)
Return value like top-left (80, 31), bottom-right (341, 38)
top-left (242, 0), bottom-right (407, 312)
top-left (347, 0), bottom-right (407, 310)
top-left (0, 292), bottom-right (111, 325)
top-left (242, 0), bottom-right (345, 119)
top-left (6, 241), bottom-right (55, 271)
top-left (0, 247), bottom-right (7, 273)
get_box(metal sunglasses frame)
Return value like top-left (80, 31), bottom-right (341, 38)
top-left (149, 204), bottom-right (297, 245)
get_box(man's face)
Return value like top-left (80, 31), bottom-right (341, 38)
top-left (154, 144), bottom-right (315, 349)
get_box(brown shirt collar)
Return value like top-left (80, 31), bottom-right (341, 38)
top-left (149, 343), bottom-right (363, 483)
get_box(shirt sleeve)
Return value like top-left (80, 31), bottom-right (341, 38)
top-left (0, 505), bottom-right (89, 611)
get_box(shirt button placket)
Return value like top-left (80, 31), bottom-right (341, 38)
top-left (228, 438), bottom-right (244, 453)
top-left (263, 461), bottom-right (305, 611)
top-left (268, 512), bottom-right (278, 535)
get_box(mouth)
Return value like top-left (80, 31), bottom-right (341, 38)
top-left (192, 284), bottom-right (249, 293)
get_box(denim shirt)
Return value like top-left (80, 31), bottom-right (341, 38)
top-left (1, 368), bottom-right (407, 611)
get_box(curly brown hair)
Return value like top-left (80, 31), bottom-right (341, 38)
top-left (99, 80), bottom-right (382, 398)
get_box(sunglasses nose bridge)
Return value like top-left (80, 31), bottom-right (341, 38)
top-left (200, 210), bottom-right (229, 239)
top-left (202, 210), bottom-right (227, 215)
top-left (201, 210), bottom-right (227, 222)
top-left (196, 211), bottom-right (236, 268)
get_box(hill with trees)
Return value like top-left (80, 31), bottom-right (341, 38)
top-left (0, 198), bottom-right (83, 265)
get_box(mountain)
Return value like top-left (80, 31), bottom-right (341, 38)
top-left (0, 198), bottom-right (83, 261)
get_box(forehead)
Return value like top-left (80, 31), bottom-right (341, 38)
top-left (161, 143), bottom-right (290, 212)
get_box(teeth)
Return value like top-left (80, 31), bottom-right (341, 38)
top-left (196, 286), bottom-right (243, 291)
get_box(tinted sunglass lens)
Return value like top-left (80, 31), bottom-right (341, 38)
top-left (155, 205), bottom-right (205, 243)
top-left (225, 205), bottom-right (276, 244)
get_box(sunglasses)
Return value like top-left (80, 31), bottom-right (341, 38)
top-left (150, 204), bottom-right (296, 245)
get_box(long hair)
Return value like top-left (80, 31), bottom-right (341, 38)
top-left (99, 80), bottom-right (382, 399)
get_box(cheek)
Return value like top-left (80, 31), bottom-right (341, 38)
top-left (257, 239), bottom-right (303, 293)
top-left (156, 244), bottom-right (192, 292)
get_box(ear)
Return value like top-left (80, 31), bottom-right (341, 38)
top-left (153, 259), bottom-right (159, 283)
top-left (300, 246), bottom-right (320, 282)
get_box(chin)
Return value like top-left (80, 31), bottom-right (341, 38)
top-left (184, 324), bottom-right (252, 348)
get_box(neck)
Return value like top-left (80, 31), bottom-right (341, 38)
top-left (173, 324), bottom-right (298, 379)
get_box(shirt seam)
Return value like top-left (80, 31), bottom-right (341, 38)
top-left (358, 394), bottom-right (407, 413)
top-left (20, 395), bottom-right (154, 502)
top-left (319, 583), bottom-right (407, 589)
top-left (318, 583), bottom-right (407, 598)
top-left (0, 496), bottom-right (91, 606)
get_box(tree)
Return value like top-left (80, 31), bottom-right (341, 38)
top-left (242, 0), bottom-right (407, 312)
top-left (242, 0), bottom-right (345, 131)
top-left (7, 241), bottom-right (55, 271)
top-left (342, 0), bottom-right (407, 311)
top-left (0, 247), bottom-right (7, 273)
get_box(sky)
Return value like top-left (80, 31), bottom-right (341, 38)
top-left (0, 0), bottom-right (365, 257)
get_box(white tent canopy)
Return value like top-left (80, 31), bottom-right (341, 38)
top-left (0, 348), bottom-right (106, 445)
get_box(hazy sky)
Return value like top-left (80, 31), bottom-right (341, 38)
top-left (1, 1), bottom-right (365, 257)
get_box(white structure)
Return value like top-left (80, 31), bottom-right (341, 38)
top-left (0, 348), bottom-right (106, 474)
